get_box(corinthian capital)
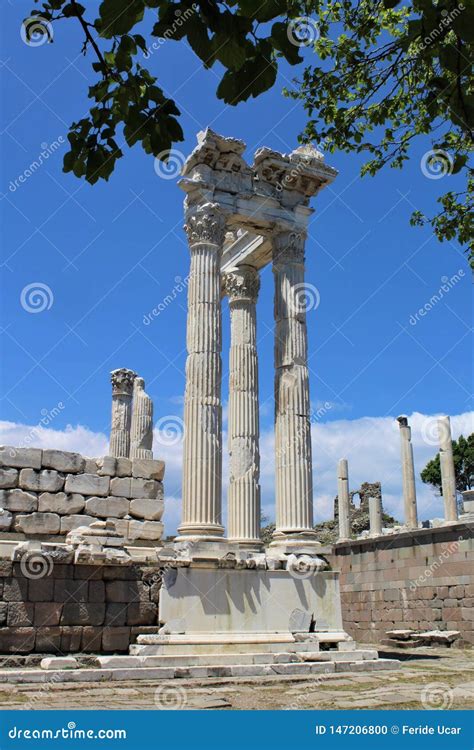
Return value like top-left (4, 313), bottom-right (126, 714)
top-left (110, 368), bottom-right (137, 397)
top-left (184, 203), bottom-right (226, 246)
top-left (223, 265), bottom-right (260, 304)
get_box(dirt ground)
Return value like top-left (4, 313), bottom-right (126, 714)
top-left (0, 647), bottom-right (472, 711)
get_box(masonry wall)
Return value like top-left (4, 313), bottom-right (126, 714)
top-left (0, 447), bottom-right (164, 544)
top-left (0, 560), bottom-right (160, 654)
top-left (330, 523), bottom-right (474, 645)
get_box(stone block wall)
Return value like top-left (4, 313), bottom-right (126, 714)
top-left (0, 560), bottom-right (160, 654)
top-left (0, 447), bottom-right (164, 544)
top-left (330, 522), bottom-right (474, 645)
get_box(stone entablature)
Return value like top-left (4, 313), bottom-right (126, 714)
top-left (0, 447), bottom-right (164, 546)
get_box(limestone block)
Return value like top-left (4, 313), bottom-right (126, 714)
top-left (83, 458), bottom-right (98, 474)
top-left (19, 468), bottom-right (64, 493)
top-left (64, 473), bottom-right (109, 497)
top-left (0, 468), bottom-right (18, 489)
top-left (61, 602), bottom-right (105, 626)
top-left (85, 496), bottom-right (129, 519)
top-left (42, 450), bottom-right (85, 474)
top-left (102, 627), bottom-right (131, 652)
top-left (41, 657), bottom-right (78, 670)
top-left (0, 509), bottom-right (12, 531)
top-left (130, 478), bottom-right (161, 499)
top-left (0, 446), bottom-right (42, 469)
top-left (129, 498), bottom-right (164, 521)
top-left (110, 477), bottom-right (131, 497)
top-left (131, 459), bottom-right (165, 481)
top-left (7, 602), bottom-right (35, 626)
top-left (0, 489), bottom-right (38, 512)
top-left (0, 627), bottom-right (35, 653)
top-left (116, 458), bottom-right (132, 477)
top-left (128, 520), bottom-right (164, 541)
top-left (14, 512), bottom-right (60, 535)
top-left (96, 457), bottom-right (117, 476)
top-left (60, 515), bottom-right (95, 534)
top-left (38, 492), bottom-right (85, 515)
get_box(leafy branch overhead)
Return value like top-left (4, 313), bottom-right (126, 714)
top-left (26, 0), bottom-right (473, 262)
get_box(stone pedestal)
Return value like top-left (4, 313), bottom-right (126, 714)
top-left (177, 203), bottom-right (226, 541)
top-left (130, 377), bottom-right (153, 459)
top-left (271, 231), bottom-right (319, 551)
top-left (109, 368), bottom-right (136, 458)
top-left (337, 458), bottom-right (351, 541)
top-left (461, 490), bottom-right (474, 520)
top-left (224, 266), bottom-right (262, 549)
top-left (438, 416), bottom-right (458, 523)
top-left (397, 415), bottom-right (418, 529)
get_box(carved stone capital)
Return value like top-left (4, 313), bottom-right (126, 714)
top-left (273, 231), bottom-right (306, 266)
top-left (110, 368), bottom-right (137, 397)
top-left (184, 203), bottom-right (226, 247)
top-left (223, 265), bottom-right (260, 304)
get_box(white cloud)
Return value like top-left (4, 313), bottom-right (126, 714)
top-left (2, 410), bottom-right (472, 535)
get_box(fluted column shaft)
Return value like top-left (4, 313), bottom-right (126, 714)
top-left (178, 203), bottom-right (226, 539)
top-left (224, 266), bottom-right (261, 548)
top-left (109, 368), bottom-right (136, 458)
top-left (272, 231), bottom-right (318, 547)
top-left (438, 415), bottom-right (458, 523)
top-left (337, 458), bottom-right (351, 541)
top-left (397, 416), bottom-right (418, 529)
top-left (130, 377), bottom-right (154, 459)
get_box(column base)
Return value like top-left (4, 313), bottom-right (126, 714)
top-left (270, 529), bottom-right (321, 554)
top-left (228, 537), bottom-right (264, 552)
top-left (176, 523), bottom-right (225, 543)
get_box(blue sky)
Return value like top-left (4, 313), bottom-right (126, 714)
top-left (1, 3), bottom-right (472, 532)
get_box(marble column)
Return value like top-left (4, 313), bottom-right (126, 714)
top-left (337, 458), bottom-right (351, 541)
top-left (396, 416), bottom-right (418, 529)
top-left (130, 377), bottom-right (154, 459)
top-left (109, 368), bottom-right (136, 458)
top-left (177, 203), bottom-right (226, 540)
top-left (271, 230), bottom-right (319, 549)
top-left (224, 265), bottom-right (262, 549)
top-left (438, 415), bottom-right (458, 523)
top-left (369, 496), bottom-right (382, 537)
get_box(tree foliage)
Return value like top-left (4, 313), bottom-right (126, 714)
top-left (420, 432), bottom-right (474, 493)
top-left (24, 0), bottom-right (473, 262)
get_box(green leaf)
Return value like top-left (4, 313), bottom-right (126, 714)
top-left (97, 0), bottom-right (145, 38)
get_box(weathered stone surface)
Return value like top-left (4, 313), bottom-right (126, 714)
top-left (127, 602), bottom-right (158, 625)
top-left (131, 459), bottom-right (165, 481)
top-left (19, 469), bottom-right (64, 493)
top-left (14, 512), bottom-right (60, 535)
top-left (129, 498), bottom-right (164, 521)
top-left (7, 601), bottom-right (35, 627)
top-left (96, 457), bottom-right (116, 477)
top-left (130, 378), bottom-right (154, 460)
top-left (60, 515), bottom-right (95, 534)
top-left (128, 520), bottom-right (164, 541)
top-left (105, 603), bottom-right (127, 626)
top-left (0, 627), bottom-right (35, 653)
top-left (0, 447), bottom-right (42, 470)
top-left (0, 468), bottom-right (18, 489)
top-left (0, 509), bottom-right (13, 531)
top-left (130, 478), bottom-right (161, 499)
top-left (38, 492), bottom-right (85, 515)
top-left (0, 602), bottom-right (7, 626)
top-left (0, 489), bottom-right (38, 512)
top-left (35, 602), bottom-right (63, 627)
top-left (110, 368), bottom-right (136, 458)
top-left (85, 496), bottom-right (129, 519)
top-left (64, 474), bottom-right (109, 497)
top-left (102, 626), bottom-right (131, 652)
top-left (83, 458), bottom-right (98, 474)
top-left (42, 450), bottom-right (85, 474)
top-left (61, 603), bottom-right (105, 627)
top-left (41, 656), bottom-right (78, 670)
top-left (116, 457), bottom-right (132, 477)
top-left (110, 477), bottom-right (131, 497)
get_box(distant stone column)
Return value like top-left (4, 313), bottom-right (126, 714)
top-left (130, 377), bottom-right (154, 459)
top-left (397, 416), bottom-right (418, 529)
top-left (109, 368), bottom-right (136, 458)
top-left (369, 496), bottom-right (382, 537)
top-left (438, 416), bottom-right (458, 522)
top-left (177, 203), bottom-right (226, 541)
top-left (224, 265), bottom-right (261, 549)
top-left (271, 230), bottom-right (319, 550)
top-left (337, 459), bottom-right (351, 541)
